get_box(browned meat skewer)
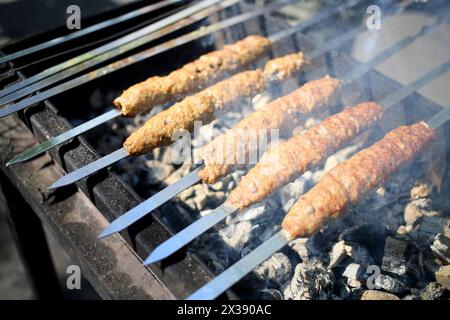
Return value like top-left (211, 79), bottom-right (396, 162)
top-left (281, 122), bottom-right (435, 239)
top-left (114, 35), bottom-right (272, 117)
top-left (198, 75), bottom-right (343, 183)
top-left (123, 52), bottom-right (306, 155)
top-left (226, 102), bottom-right (384, 210)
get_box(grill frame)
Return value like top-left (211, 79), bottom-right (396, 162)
top-left (1, 0), bottom-right (449, 300)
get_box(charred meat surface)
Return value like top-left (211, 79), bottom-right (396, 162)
top-left (123, 52), bottom-right (305, 156)
top-left (198, 75), bottom-right (343, 184)
top-left (282, 122), bottom-right (436, 239)
top-left (114, 35), bottom-right (272, 117)
top-left (227, 102), bottom-right (385, 210)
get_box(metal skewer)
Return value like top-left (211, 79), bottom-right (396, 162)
top-left (0, 0), bottom-right (295, 119)
top-left (187, 230), bottom-right (290, 300)
top-left (188, 98), bottom-right (450, 300)
top-left (0, 0), bottom-right (223, 103)
top-left (5, 0), bottom-right (292, 166)
top-left (1, 0), bottom-right (356, 120)
top-left (0, 0), bottom-right (184, 65)
top-left (143, 59), bottom-right (450, 265)
top-left (95, 2), bottom-right (440, 238)
top-left (45, 0), bottom-right (365, 190)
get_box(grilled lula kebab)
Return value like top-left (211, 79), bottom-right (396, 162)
top-left (9, 0), bottom-right (412, 166)
top-left (123, 52), bottom-right (306, 155)
top-left (99, 75), bottom-right (342, 238)
top-left (115, 35), bottom-right (272, 118)
top-left (188, 117), bottom-right (443, 299)
top-left (6, 35), bottom-right (272, 166)
top-left (49, 51), bottom-right (307, 189)
top-left (10, 0), bottom-right (420, 169)
top-left (143, 59), bottom-right (450, 264)
top-left (6, 0), bottom-right (355, 166)
top-left (98, 20), bottom-right (443, 239)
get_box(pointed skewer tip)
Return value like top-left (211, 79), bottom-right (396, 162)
top-left (143, 250), bottom-right (165, 265)
top-left (97, 225), bottom-right (118, 239)
top-left (48, 179), bottom-right (67, 190)
top-left (5, 159), bottom-right (15, 167)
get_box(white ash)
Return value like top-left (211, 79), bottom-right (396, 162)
top-left (289, 238), bottom-right (316, 261)
top-left (254, 252), bottom-right (292, 286)
top-left (419, 282), bottom-right (445, 300)
top-left (218, 221), bottom-right (253, 253)
top-left (343, 263), bottom-right (368, 289)
top-left (374, 274), bottom-right (407, 294)
top-left (430, 234), bottom-right (450, 264)
top-left (86, 86), bottom-right (449, 300)
top-left (282, 259), bottom-right (334, 300)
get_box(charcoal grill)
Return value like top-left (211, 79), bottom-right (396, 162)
top-left (1, 0), bottom-right (449, 300)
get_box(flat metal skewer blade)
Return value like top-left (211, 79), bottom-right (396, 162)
top-left (0, 0), bottom-right (286, 118)
top-left (0, 0), bottom-right (182, 65)
top-left (427, 105), bottom-right (450, 130)
top-left (187, 230), bottom-right (290, 300)
top-left (98, 167), bottom-right (203, 238)
top-left (6, 108), bottom-right (121, 166)
top-left (144, 204), bottom-right (237, 265)
top-left (48, 147), bottom-right (128, 190)
top-left (0, 0), bottom-right (223, 101)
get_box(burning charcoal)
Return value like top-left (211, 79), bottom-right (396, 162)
top-left (227, 179), bottom-right (236, 191)
top-left (254, 252), bottom-right (292, 286)
top-left (142, 160), bottom-right (174, 185)
top-left (416, 216), bottom-right (450, 241)
top-left (382, 237), bottom-right (413, 276)
top-left (374, 274), bottom-right (407, 293)
top-left (334, 279), bottom-right (352, 300)
top-left (402, 293), bottom-right (420, 300)
top-left (404, 203), bottom-right (439, 226)
top-left (279, 177), bottom-right (307, 209)
top-left (410, 183), bottom-right (432, 200)
top-left (328, 240), bottom-right (351, 269)
top-left (348, 244), bottom-right (374, 266)
top-left (360, 290), bottom-right (400, 300)
top-left (422, 257), bottom-right (441, 281)
top-left (218, 221), bottom-right (252, 253)
top-left (402, 183), bottom-right (434, 226)
top-left (282, 260), bottom-right (334, 300)
top-left (237, 204), bottom-right (267, 222)
top-left (208, 191), bottom-right (226, 207)
top-left (178, 186), bottom-right (195, 202)
top-left (396, 225), bottom-right (411, 236)
top-left (184, 184), bottom-right (209, 211)
top-left (208, 180), bottom-right (225, 192)
top-left (404, 203), bottom-right (425, 226)
top-left (339, 224), bottom-right (388, 250)
top-left (258, 289), bottom-right (283, 300)
top-left (343, 263), bottom-right (367, 288)
top-left (289, 238), bottom-right (320, 261)
top-left (185, 195), bottom-right (207, 211)
top-left (435, 265), bottom-right (450, 291)
top-left (419, 282), bottom-right (444, 300)
top-left (431, 234), bottom-right (450, 264)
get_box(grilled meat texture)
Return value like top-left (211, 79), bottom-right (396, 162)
top-left (123, 53), bottom-right (305, 155)
top-left (227, 102), bottom-right (384, 210)
top-left (282, 122), bottom-right (435, 238)
top-left (114, 35), bottom-right (272, 117)
top-left (198, 75), bottom-right (343, 184)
